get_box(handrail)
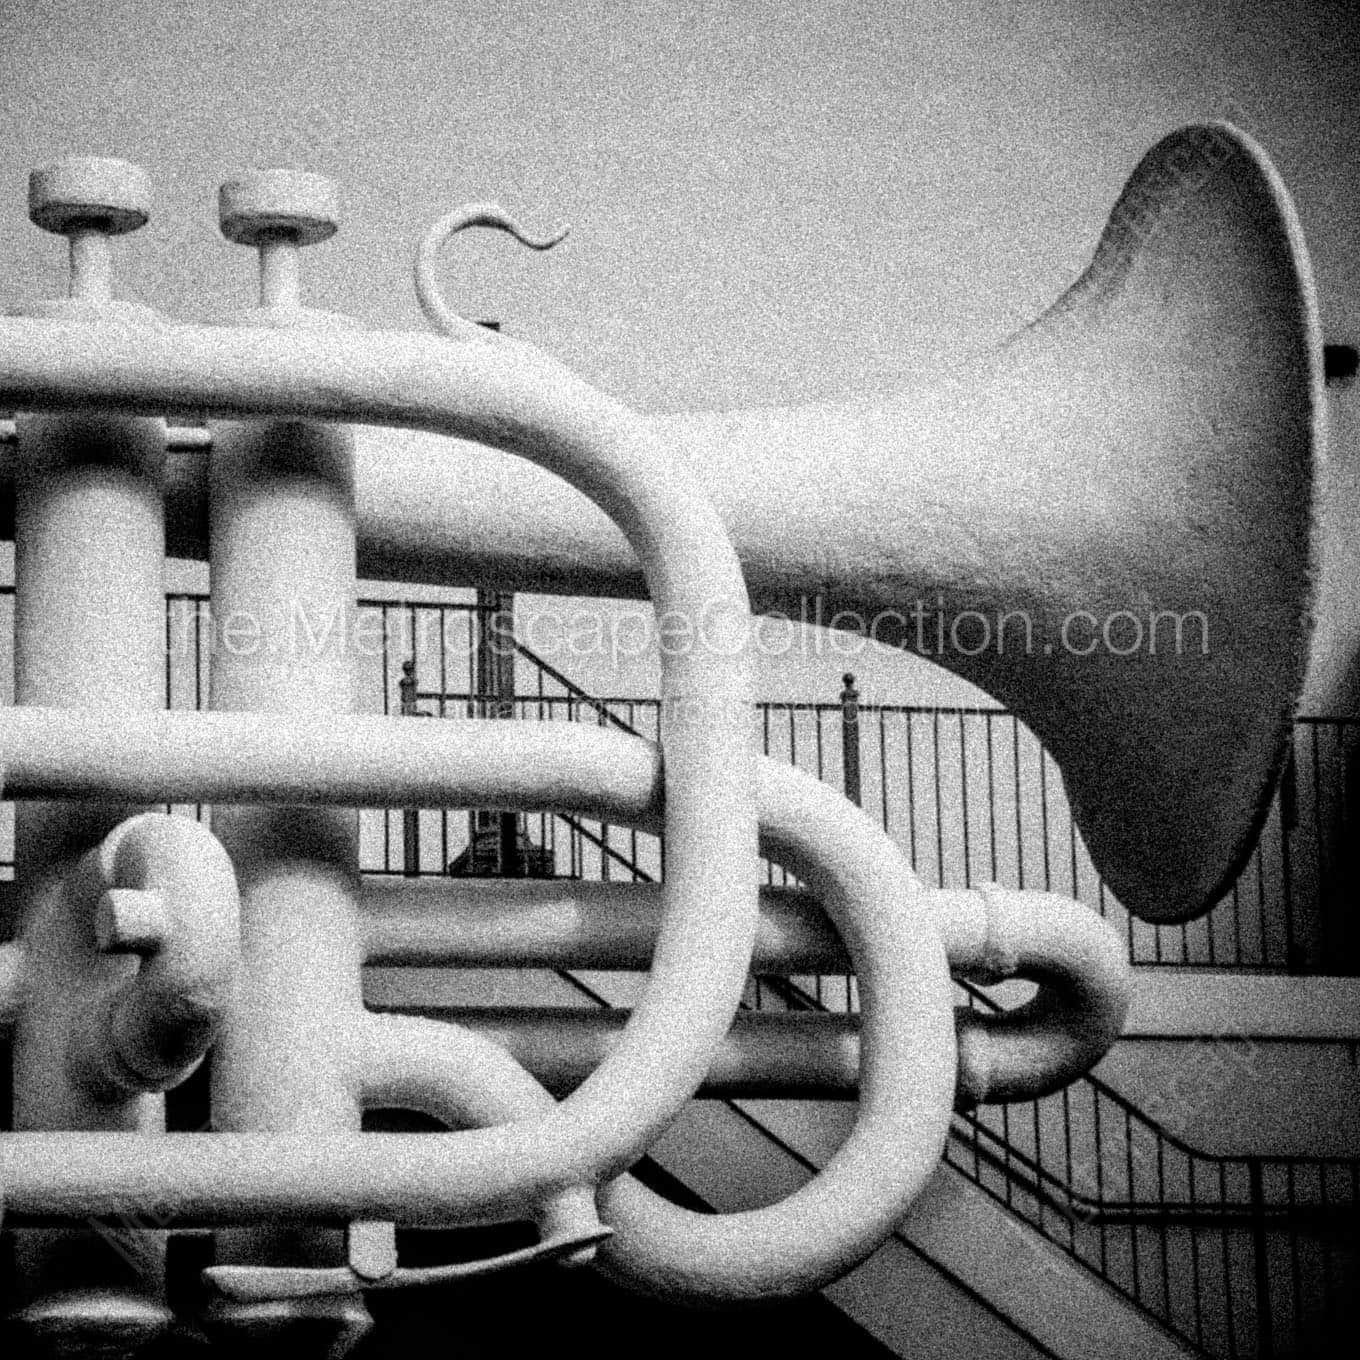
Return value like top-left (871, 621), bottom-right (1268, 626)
top-left (552, 813), bottom-right (656, 883)
top-left (697, 964), bottom-right (1354, 1360)
top-left (959, 1115), bottom-right (1354, 1227)
top-left (510, 640), bottom-right (647, 737)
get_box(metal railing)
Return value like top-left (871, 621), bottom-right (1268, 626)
top-left (349, 600), bottom-right (1358, 1357)
top-left (389, 635), bottom-right (1357, 975)
top-left (365, 599), bottom-right (1358, 974)
top-left (753, 690), bottom-right (1357, 977)
top-left (2, 589), bottom-right (1356, 976)
top-left (743, 971), bottom-right (1357, 1360)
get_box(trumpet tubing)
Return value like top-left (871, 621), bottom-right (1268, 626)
top-left (0, 123), bottom-right (1320, 1348)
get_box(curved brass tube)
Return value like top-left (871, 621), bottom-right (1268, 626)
top-left (0, 705), bottom-right (1127, 1305)
top-left (0, 315), bottom-right (759, 1210)
top-left (66, 812), bottom-right (241, 1100)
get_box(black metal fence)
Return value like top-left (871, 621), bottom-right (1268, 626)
top-left (360, 596), bottom-right (1359, 975)
top-left (953, 985), bottom-right (1356, 1359)
top-left (361, 599), bottom-right (1360, 1356)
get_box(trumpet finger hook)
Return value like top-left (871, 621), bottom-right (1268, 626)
top-left (415, 202), bottom-right (569, 339)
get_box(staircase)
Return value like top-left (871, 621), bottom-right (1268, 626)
top-left (648, 1098), bottom-right (1199, 1360)
top-left (757, 973), bottom-right (1358, 1359)
top-left (541, 938), bottom-right (1357, 1360)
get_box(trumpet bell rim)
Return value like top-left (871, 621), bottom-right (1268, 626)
top-left (1010, 121), bottom-right (1324, 923)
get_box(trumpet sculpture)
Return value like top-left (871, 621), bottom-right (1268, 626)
top-left (0, 122), bottom-right (1319, 1354)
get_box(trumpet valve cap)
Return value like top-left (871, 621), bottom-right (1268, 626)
top-left (219, 169), bottom-right (339, 246)
top-left (28, 156), bottom-right (152, 235)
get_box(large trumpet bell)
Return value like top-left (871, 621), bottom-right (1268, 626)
top-left (951, 122), bottom-right (1322, 923)
top-left (344, 123), bottom-right (1320, 923)
top-left (375, 123), bottom-right (1321, 923)
top-left (691, 123), bottom-right (1320, 922)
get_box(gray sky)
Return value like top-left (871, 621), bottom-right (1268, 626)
top-left (3, 2), bottom-right (1354, 402)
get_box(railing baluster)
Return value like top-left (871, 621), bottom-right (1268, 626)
top-left (1220, 1161), bottom-right (1238, 1360)
top-left (958, 711), bottom-right (972, 888)
top-left (932, 710), bottom-right (945, 888)
top-left (1126, 1110), bottom-right (1140, 1305)
top-left (1189, 1158), bottom-right (1205, 1352)
top-left (878, 707), bottom-right (890, 838)
top-left (1038, 739), bottom-right (1053, 892)
top-left (1011, 714), bottom-right (1025, 891)
top-left (986, 713), bottom-right (999, 884)
top-left (1250, 1160), bottom-right (1274, 1359)
top-left (1158, 1135), bottom-right (1170, 1319)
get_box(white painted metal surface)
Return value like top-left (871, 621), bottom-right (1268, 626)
top-left (0, 126), bottom-right (1317, 1350)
